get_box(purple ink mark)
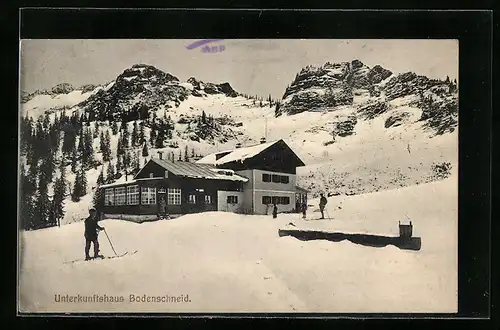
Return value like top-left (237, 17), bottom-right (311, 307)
top-left (186, 39), bottom-right (224, 50)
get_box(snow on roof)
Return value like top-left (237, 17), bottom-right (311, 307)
top-left (195, 149), bottom-right (233, 165)
top-left (295, 186), bottom-right (310, 193)
top-left (147, 158), bottom-right (249, 182)
top-left (214, 140), bottom-right (278, 165)
top-left (99, 180), bottom-right (137, 189)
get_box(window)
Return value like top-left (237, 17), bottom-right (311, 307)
top-left (168, 188), bottom-right (181, 205)
top-left (115, 187), bottom-right (126, 205)
top-left (141, 187), bottom-right (157, 205)
top-left (262, 173), bottom-right (290, 184)
top-left (205, 195), bottom-right (212, 204)
top-left (264, 196), bottom-right (290, 205)
top-left (149, 173), bottom-right (154, 178)
top-left (262, 196), bottom-right (272, 204)
top-left (227, 196), bottom-right (238, 204)
top-left (105, 188), bottom-right (114, 206)
top-left (279, 196), bottom-right (290, 205)
top-left (164, 171), bottom-right (169, 178)
top-left (127, 185), bottom-right (139, 205)
top-left (188, 194), bottom-right (196, 204)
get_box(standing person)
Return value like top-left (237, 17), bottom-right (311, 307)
top-left (301, 200), bottom-right (307, 219)
top-left (319, 193), bottom-right (328, 219)
top-left (84, 208), bottom-right (104, 261)
top-left (272, 203), bottom-right (278, 219)
top-left (159, 196), bottom-right (167, 219)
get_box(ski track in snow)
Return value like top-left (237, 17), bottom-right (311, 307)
top-left (19, 175), bottom-right (457, 313)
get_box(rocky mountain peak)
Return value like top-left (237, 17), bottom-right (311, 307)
top-left (187, 77), bottom-right (238, 98)
top-left (51, 83), bottom-right (75, 94)
top-left (116, 64), bottom-right (179, 86)
top-left (277, 60), bottom-right (393, 116)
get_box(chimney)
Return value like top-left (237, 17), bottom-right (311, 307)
top-left (157, 151), bottom-right (164, 160)
top-left (235, 142), bottom-right (242, 149)
top-left (260, 137), bottom-right (266, 144)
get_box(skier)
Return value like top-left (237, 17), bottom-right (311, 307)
top-left (272, 203), bottom-right (278, 219)
top-left (84, 208), bottom-right (104, 261)
top-left (319, 193), bottom-right (328, 219)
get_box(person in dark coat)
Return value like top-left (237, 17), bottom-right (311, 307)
top-left (84, 208), bottom-right (104, 260)
top-left (301, 201), bottom-right (307, 219)
top-left (272, 203), bottom-right (278, 219)
top-left (159, 197), bottom-right (167, 219)
top-left (319, 193), bottom-right (328, 219)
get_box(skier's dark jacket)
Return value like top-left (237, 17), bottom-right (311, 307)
top-left (319, 196), bottom-right (328, 207)
top-left (84, 215), bottom-right (104, 240)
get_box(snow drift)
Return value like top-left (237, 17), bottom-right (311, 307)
top-left (19, 174), bottom-right (457, 313)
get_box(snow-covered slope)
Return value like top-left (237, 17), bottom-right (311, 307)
top-left (19, 174), bottom-right (457, 313)
top-left (19, 62), bottom-right (458, 224)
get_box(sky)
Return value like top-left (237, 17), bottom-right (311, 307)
top-left (20, 39), bottom-right (458, 99)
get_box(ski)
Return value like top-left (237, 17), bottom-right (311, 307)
top-left (64, 250), bottom-right (138, 264)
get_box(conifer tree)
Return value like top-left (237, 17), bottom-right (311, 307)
top-left (72, 171), bottom-right (81, 202)
top-left (51, 168), bottom-right (66, 227)
top-left (139, 121), bottom-right (145, 144)
top-left (77, 132), bottom-right (84, 155)
top-left (97, 169), bottom-right (105, 185)
top-left (82, 127), bottom-right (95, 168)
top-left (106, 162), bottom-right (116, 183)
top-left (40, 146), bottom-right (56, 183)
top-left (122, 123), bottom-right (130, 148)
top-left (35, 171), bottom-right (51, 228)
top-left (93, 122), bottom-right (99, 139)
top-left (191, 148), bottom-right (195, 158)
top-left (142, 143), bottom-right (149, 158)
top-left (149, 129), bottom-right (157, 146)
top-left (79, 166), bottom-right (87, 197)
top-left (92, 186), bottom-right (104, 215)
top-left (123, 151), bottom-right (131, 174)
top-left (178, 150), bottom-right (182, 161)
top-left (111, 121), bottom-right (119, 135)
top-left (184, 145), bottom-right (189, 162)
top-left (99, 131), bottom-right (106, 153)
top-left (20, 165), bottom-right (36, 229)
top-left (155, 130), bottom-right (165, 148)
top-left (116, 154), bottom-right (123, 173)
top-left (117, 134), bottom-right (124, 157)
top-left (134, 151), bottom-right (141, 173)
top-left (103, 130), bottom-right (111, 162)
top-left (132, 121), bottom-right (139, 147)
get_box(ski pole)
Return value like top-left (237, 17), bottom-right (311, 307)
top-left (103, 228), bottom-right (118, 256)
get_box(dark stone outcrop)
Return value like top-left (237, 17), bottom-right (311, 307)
top-left (278, 228), bottom-right (422, 251)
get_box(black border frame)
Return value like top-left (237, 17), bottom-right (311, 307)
top-left (11, 7), bottom-right (494, 326)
